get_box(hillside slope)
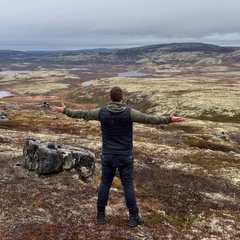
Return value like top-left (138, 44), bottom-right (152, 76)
top-left (0, 42), bottom-right (240, 239)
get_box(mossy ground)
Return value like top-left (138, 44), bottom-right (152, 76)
top-left (0, 60), bottom-right (240, 239)
top-left (0, 103), bottom-right (239, 239)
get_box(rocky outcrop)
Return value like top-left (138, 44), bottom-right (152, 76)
top-left (35, 102), bottom-right (50, 109)
top-left (5, 104), bottom-right (19, 110)
top-left (0, 110), bottom-right (8, 121)
top-left (22, 138), bottom-right (95, 181)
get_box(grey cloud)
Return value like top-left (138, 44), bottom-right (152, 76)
top-left (0, 0), bottom-right (240, 50)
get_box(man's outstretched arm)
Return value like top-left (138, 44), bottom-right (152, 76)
top-left (51, 102), bottom-right (100, 121)
top-left (130, 108), bottom-right (185, 124)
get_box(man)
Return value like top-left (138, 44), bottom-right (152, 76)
top-left (52, 86), bottom-right (185, 228)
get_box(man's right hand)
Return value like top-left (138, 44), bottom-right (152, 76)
top-left (51, 102), bottom-right (66, 113)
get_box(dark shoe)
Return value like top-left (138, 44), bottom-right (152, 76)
top-left (97, 212), bottom-right (106, 224)
top-left (128, 214), bottom-right (144, 228)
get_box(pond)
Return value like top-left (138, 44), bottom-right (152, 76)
top-left (82, 80), bottom-right (94, 86)
top-left (117, 70), bottom-right (147, 77)
top-left (0, 91), bottom-right (12, 98)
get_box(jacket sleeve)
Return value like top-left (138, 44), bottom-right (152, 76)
top-left (130, 108), bottom-right (172, 124)
top-left (63, 108), bottom-right (101, 121)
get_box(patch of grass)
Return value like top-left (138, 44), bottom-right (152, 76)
top-left (144, 212), bottom-right (166, 226)
top-left (130, 99), bottom-right (156, 113)
top-left (0, 108), bottom-right (90, 135)
top-left (166, 124), bottom-right (203, 134)
top-left (167, 212), bottom-right (199, 229)
top-left (181, 153), bottom-right (239, 171)
top-left (193, 114), bottom-right (240, 124)
top-left (0, 137), bottom-right (10, 144)
top-left (136, 168), bottom-right (203, 215)
top-left (184, 137), bottom-right (236, 152)
top-left (229, 131), bottom-right (240, 144)
top-left (135, 166), bottom-right (239, 221)
top-left (68, 86), bottom-right (109, 106)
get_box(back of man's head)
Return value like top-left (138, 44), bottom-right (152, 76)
top-left (110, 86), bottom-right (123, 102)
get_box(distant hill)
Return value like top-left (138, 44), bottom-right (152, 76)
top-left (0, 42), bottom-right (238, 59)
top-left (114, 42), bottom-right (236, 58)
top-left (0, 50), bottom-right (34, 63)
top-left (0, 42), bottom-right (240, 68)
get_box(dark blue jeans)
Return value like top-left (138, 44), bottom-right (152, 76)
top-left (97, 154), bottom-right (138, 214)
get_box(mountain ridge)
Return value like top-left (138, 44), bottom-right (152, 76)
top-left (0, 42), bottom-right (239, 59)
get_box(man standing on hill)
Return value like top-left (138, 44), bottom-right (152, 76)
top-left (52, 86), bottom-right (185, 228)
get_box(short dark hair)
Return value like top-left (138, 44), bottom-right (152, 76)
top-left (110, 86), bottom-right (123, 102)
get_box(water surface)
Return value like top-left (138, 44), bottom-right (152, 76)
top-left (0, 91), bottom-right (12, 98)
top-left (82, 80), bottom-right (94, 86)
top-left (117, 70), bottom-right (147, 77)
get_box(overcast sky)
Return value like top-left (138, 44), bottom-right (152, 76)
top-left (1, 0), bottom-right (240, 50)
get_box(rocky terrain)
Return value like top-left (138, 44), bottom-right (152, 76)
top-left (0, 43), bottom-right (239, 239)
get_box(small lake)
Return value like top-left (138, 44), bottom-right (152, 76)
top-left (117, 70), bottom-right (147, 77)
top-left (0, 70), bottom-right (29, 75)
top-left (82, 80), bottom-right (94, 86)
top-left (0, 91), bottom-right (12, 98)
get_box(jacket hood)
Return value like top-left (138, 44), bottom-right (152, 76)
top-left (106, 102), bottom-right (127, 113)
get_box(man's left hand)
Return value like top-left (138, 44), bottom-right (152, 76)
top-left (170, 113), bottom-right (186, 122)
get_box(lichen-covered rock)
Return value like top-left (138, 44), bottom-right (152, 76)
top-left (22, 138), bottom-right (95, 180)
top-left (0, 110), bottom-right (8, 121)
top-left (35, 102), bottom-right (50, 109)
